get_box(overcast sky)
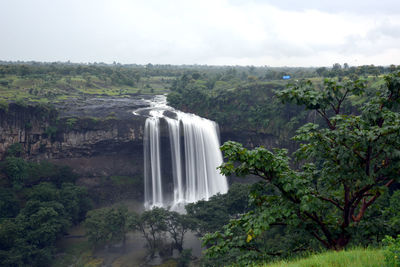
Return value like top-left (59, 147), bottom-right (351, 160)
top-left (1, 0), bottom-right (400, 66)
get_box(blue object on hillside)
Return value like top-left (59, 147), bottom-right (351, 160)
top-left (282, 75), bottom-right (291, 80)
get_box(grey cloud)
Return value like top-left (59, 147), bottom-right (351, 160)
top-left (230, 0), bottom-right (400, 15)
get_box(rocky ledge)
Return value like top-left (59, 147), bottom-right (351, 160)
top-left (0, 96), bottom-right (152, 160)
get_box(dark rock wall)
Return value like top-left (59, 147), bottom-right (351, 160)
top-left (0, 104), bottom-right (146, 160)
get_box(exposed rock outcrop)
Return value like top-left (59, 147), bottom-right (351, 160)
top-left (0, 102), bottom-right (146, 160)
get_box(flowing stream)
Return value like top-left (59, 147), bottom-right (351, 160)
top-left (136, 95), bottom-right (228, 211)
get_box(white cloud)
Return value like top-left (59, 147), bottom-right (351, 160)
top-left (0, 0), bottom-right (399, 66)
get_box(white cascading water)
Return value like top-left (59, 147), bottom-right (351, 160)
top-left (140, 95), bottom-right (228, 211)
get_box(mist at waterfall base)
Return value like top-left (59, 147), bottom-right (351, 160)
top-left (137, 96), bottom-right (228, 211)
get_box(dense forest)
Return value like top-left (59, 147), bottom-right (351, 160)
top-left (0, 62), bottom-right (399, 266)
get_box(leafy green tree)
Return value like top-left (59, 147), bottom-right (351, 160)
top-left (129, 207), bottom-right (168, 255)
top-left (0, 188), bottom-right (19, 218)
top-left (164, 211), bottom-right (196, 252)
top-left (186, 183), bottom-right (250, 236)
top-left (84, 206), bottom-right (129, 247)
top-left (2, 200), bottom-right (71, 266)
top-left (3, 156), bottom-right (28, 189)
top-left (0, 156), bottom-right (90, 266)
top-left (105, 206), bottom-right (129, 244)
top-left (6, 143), bottom-right (24, 157)
top-left (204, 73), bottom-right (400, 264)
top-left (59, 183), bottom-right (92, 223)
top-left (84, 208), bottom-right (110, 247)
top-left (384, 191), bottom-right (400, 232)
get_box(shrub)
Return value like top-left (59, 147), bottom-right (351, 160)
top-left (66, 118), bottom-right (78, 129)
top-left (383, 235), bottom-right (400, 267)
top-left (6, 143), bottom-right (24, 157)
top-left (0, 99), bottom-right (9, 112)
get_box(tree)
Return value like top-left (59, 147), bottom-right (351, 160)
top-left (316, 67), bottom-right (327, 77)
top-left (203, 72), bottom-right (400, 264)
top-left (164, 211), bottom-right (196, 252)
top-left (84, 206), bottom-right (129, 247)
top-left (0, 188), bottom-right (19, 218)
top-left (84, 208), bottom-right (110, 247)
top-left (3, 156), bottom-right (28, 189)
top-left (185, 183), bottom-right (250, 236)
top-left (129, 207), bottom-right (167, 255)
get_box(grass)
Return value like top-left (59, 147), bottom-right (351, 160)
top-left (264, 248), bottom-right (385, 267)
top-left (0, 74), bottom-right (169, 104)
top-left (110, 175), bottom-right (135, 186)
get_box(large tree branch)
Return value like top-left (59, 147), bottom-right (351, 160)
top-left (314, 194), bottom-right (344, 211)
top-left (303, 211), bottom-right (335, 246)
top-left (351, 179), bottom-right (394, 222)
top-left (316, 109), bottom-right (336, 130)
top-left (310, 230), bottom-right (330, 249)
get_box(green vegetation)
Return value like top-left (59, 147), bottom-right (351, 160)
top-left (2, 62), bottom-right (400, 266)
top-left (84, 205), bottom-right (129, 247)
top-left (383, 235), bottom-right (400, 266)
top-left (167, 64), bottom-right (397, 151)
top-left (0, 62), bottom-right (177, 104)
top-left (167, 72), bottom-right (307, 141)
top-left (83, 205), bottom-right (196, 258)
top-left (0, 148), bottom-right (91, 266)
top-left (185, 183), bottom-right (251, 236)
top-left (265, 248), bottom-right (384, 267)
top-left (51, 240), bottom-right (94, 267)
top-left (1, 62), bottom-right (396, 108)
top-left (202, 72), bottom-right (400, 266)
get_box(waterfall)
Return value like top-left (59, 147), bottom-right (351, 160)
top-left (141, 96), bottom-right (228, 210)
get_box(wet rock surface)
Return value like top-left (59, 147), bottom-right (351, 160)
top-left (54, 95), bottom-right (153, 120)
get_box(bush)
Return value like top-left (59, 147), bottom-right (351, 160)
top-left (66, 117), bottom-right (78, 129)
top-left (383, 235), bottom-right (400, 267)
top-left (0, 99), bottom-right (9, 112)
top-left (6, 143), bottom-right (24, 157)
top-left (4, 156), bottom-right (28, 189)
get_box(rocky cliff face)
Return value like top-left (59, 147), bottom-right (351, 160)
top-left (0, 102), bottom-right (146, 160)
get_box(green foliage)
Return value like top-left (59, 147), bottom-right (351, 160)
top-left (0, 157), bottom-right (90, 267)
top-left (132, 207), bottom-right (168, 253)
top-left (203, 72), bottom-right (400, 265)
top-left (84, 206), bottom-right (129, 247)
top-left (15, 97), bottom-right (28, 107)
top-left (385, 191), bottom-right (400, 231)
top-left (65, 117), bottom-right (78, 129)
top-left (45, 126), bottom-right (57, 139)
top-left (383, 235), bottom-right (400, 267)
top-left (128, 207), bottom-right (197, 258)
top-left (6, 143), bottom-right (24, 157)
top-left (0, 198), bottom-right (70, 266)
top-left (164, 211), bottom-right (196, 252)
top-left (4, 156), bottom-right (28, 189)
top-left (167, 74), bottom-right (309, 149)
top-left (2, 158), bottom-right (77, 188)
top-left (267, 248), bottom-right (384, 267)
top-left (110, 175), bottom-right (135, 186)
top-left (0, 99), bottom-right (8, 112)
top-left (185, 183), bottom-right (250, 235)
top-left (0, 188), bottom-right (19, 218)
